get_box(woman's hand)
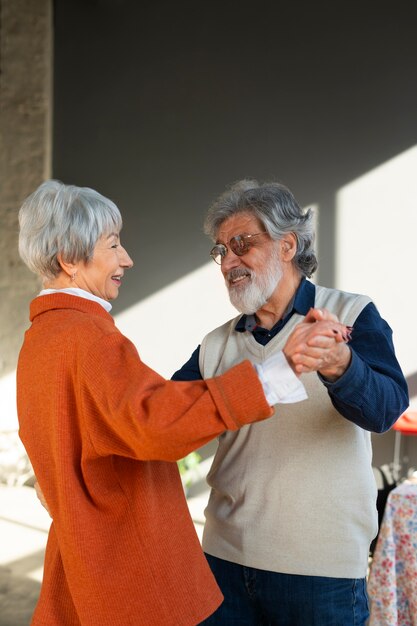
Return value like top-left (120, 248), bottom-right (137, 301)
top-left (284, 308), bottom-right (352, 377)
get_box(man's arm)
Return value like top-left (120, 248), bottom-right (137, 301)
top-left (317, 303), bottom-right (409, 433)
top-left (172, 347), bottom-right (203, 381)
top-left (255, 304), bottom-right (408, 433)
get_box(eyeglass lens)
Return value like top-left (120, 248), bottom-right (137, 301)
top-left (210, 232), bottom-right (266, 264)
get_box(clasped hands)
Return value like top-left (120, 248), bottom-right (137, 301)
top-left (284, 307), bottom-right (352, 381)
top-left (33, 307), bottom-right (351, 518)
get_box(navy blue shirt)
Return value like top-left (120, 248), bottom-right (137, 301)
top-left (172, 279), bottom-right (409, 433)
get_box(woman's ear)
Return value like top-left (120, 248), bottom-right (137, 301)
top-left (56, 254), bottom-right (78, 280)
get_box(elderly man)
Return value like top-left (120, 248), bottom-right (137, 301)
top-left (173, 179), bottom-right (409, 626)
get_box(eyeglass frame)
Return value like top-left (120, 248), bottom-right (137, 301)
top-left (209, 231), bottom-right (269, 264)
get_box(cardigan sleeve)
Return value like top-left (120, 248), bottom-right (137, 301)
top-left (80, 331), bottom-right (273, 461)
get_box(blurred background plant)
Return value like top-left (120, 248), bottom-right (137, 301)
top-left (177, 451), bottom-right (202, 491)
top-left (0, 432), bottom-right (34, 487)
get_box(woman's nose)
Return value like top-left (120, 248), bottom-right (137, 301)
top-left (121, 247), bottom-right (134, 268)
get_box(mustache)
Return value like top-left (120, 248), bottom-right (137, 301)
top-left (226, 268), bottom-right (252, 283)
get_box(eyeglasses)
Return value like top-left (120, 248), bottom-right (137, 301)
top-left (210, 232), bottom-right (268, 264)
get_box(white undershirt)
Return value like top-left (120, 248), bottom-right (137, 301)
top-left (39, 288), bottom-right (112, 312)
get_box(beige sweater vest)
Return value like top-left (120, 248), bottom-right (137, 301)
top-left (199, 284), bottom-right (376, 578)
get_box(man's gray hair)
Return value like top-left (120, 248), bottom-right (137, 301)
top-left (18, 179), bottom-right (122, 279)
top-left (204, 179), bottom-right (318, 277)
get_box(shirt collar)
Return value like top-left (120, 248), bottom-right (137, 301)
top-left (39, 287), bottom-right (112, 312)
top-left (235, 277), bottom-right (315, 333)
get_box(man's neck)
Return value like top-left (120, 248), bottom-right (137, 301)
top-left (255, 273), bottom-right (302, 330)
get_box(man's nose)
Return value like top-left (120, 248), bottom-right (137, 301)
top-left (220, 248), bottom-right (241, 272)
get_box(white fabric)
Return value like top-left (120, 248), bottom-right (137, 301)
top-left (39, 288), bottom-right (112, 312)
top-left (254, 351), bottom-right (307, 405)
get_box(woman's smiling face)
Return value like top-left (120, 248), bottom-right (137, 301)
top-left (72, 232), bottom-right (133, 301)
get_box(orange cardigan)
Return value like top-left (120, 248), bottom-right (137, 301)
top-left (17, 294), bottom-right (272, 625)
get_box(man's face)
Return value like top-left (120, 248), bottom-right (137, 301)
top-left (215, 212), bottom-right (283, 314)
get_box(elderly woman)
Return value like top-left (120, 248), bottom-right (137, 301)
top-left (17, 180), bottom-right (348, 626)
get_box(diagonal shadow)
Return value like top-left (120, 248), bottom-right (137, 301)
top-left (0, 516), bottom-right (49, 535)
top-left (0, 564), bottom-right (40, 626)
top-left (5, 549), bottom-right (45, 579)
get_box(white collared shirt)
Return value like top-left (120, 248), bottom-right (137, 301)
top-left (39, 288), bottom-right (112, 312)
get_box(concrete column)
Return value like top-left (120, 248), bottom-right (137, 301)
top-left (0, 0), bottom-right (52, 377)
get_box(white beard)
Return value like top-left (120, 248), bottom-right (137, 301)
top-left (226, 255), bottom-right (283, 314)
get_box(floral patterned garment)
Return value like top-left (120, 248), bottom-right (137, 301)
top-left (368, 481), bottom-right (417, 626)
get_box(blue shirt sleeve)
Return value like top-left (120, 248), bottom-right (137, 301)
top-left (171, 346), bottom-right (203, 381)
top-left (320, 302), bottom-right (409, 433)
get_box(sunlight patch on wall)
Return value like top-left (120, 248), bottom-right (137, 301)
top-left (335, 145), bottom-right (417, 402)
top-left (115, 262), bottom-right (237, 378)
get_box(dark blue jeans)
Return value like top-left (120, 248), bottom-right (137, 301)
top-left (200, 554), bottom-right (369, 626)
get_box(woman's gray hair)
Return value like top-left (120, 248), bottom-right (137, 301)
top-left (18, 179), bottom-right (123, 279)
top-left (204, 179), bottom-right (318, 277)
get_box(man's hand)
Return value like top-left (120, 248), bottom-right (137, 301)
top-left (284, 308), bottom-right (352, 379)
top-left (34, 480), bottom-right (52, 518)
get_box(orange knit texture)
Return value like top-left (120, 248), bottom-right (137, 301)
top-left (17, 294), bottom-right (272, 625)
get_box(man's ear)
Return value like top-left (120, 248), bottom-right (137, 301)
top-left (281, 233), bottom-right (297, 261)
